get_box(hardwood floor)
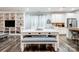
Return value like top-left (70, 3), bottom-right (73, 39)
top-left (59, 35), bottom-right (79, 52)
top-left (0, 35), bottom-right (21, 52)
top-left (0, 35), bottom-right (79, 52)
top-left (24, 44), bottom-right (55, 52)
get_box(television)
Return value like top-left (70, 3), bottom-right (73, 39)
top-left (5, 20), bottom-right (15, 27)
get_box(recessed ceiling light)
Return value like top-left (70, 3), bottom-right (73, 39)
top-left (48, 8), bottom-right (51, 11)
top-left (59, 7), bottom-right (64, 11)
top-left (26, 8), bottom-right (29, 11)
top-left (71, 8), bottom-right (76, 11)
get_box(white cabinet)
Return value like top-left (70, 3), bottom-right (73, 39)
top-left (51, 14), bottom-right (65, 23)
top-left (54, 27), bottom-right (67, 35)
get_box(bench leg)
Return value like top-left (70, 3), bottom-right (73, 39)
top-left (21, 44), bottom-right (24, 52)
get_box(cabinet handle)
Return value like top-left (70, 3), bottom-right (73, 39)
top-left (28, 33), bottom-right (31, 34)
top-left (38, 33), bottom-right (41, 34)
top-left (48, 32), bottom-right (51, 34)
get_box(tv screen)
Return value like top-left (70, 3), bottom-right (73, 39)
top-left (5, 20), bottom-right (15, 27)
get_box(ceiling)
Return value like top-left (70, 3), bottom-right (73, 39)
top-left (0, 7), bottom-right (79, 13)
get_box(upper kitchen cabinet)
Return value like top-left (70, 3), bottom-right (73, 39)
top-left (51, 14), bottom-right (65, 23)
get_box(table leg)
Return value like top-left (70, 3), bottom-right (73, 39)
top-left (54, 43), bottom-right (58, 52)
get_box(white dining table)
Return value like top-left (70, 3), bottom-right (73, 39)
top-left (21, 29), bottom-right (59, 52)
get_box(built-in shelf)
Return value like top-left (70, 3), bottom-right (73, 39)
top-left (0, 13), bottom-right (24, 35)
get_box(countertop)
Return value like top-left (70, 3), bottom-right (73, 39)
top-left (22, 29), bottom-right (59, 33)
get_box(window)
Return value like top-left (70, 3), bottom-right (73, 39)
top-left (24, 14), bottom-right (52, 29)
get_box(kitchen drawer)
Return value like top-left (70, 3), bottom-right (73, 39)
top-left (22, 32), bottom-right (38, 35)
top-left (30, 32), bottom-right (51, 35)
top-left (50, 32), bottom-right (58, 35)
top-left (22, 32), bottom-right (58, 35)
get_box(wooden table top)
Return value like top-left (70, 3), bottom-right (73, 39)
top-left (69, 28), bottom-right (79, 32)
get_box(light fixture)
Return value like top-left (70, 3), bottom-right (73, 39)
top-left (47, 19), bottom-right (51, 24)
